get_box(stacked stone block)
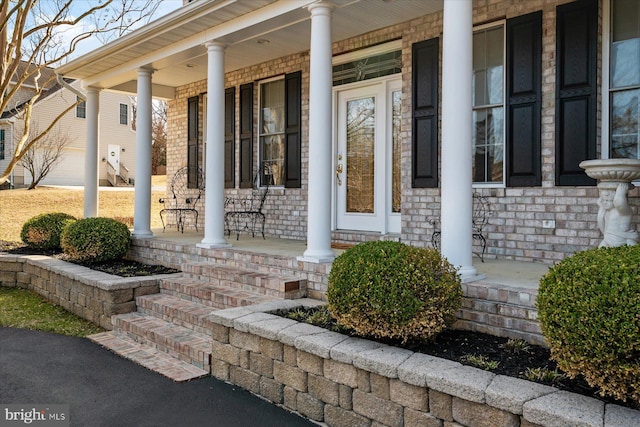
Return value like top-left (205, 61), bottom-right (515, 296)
top-left (0, 254), bottom-right (168, 329)
top-left (205, 302), bottom-right (639, 427)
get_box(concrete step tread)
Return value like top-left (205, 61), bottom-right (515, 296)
top-left (88, 331), bottom-right (208, 382)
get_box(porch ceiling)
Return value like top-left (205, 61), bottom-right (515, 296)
top-left (55, 0), bottom-right (443, 98)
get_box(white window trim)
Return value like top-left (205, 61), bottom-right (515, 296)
top-left (258, 75), bottom-right (286, 187)
top-left (602, 0), bottom-right (612, 159)
top-left (472, 20), bottom-right (507, 188)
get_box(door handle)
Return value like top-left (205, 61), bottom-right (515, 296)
top-left (336, 163), bottom-right (343, 186)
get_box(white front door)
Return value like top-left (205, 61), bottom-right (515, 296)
top-left (335, 78), bottom-right (401, 233)
top-left (107, 144), bottom-right (120, 171)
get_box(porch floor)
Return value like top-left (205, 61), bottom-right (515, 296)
top-left (145, 228), bottom-right (550, 290)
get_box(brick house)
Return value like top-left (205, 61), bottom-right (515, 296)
top-left (1, 62), bottom-right (137, 187)
top-left (56, 0), bottom-right (639, 280)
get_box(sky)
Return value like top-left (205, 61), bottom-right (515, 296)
top-left (59, 0), bottom-right (183, 61)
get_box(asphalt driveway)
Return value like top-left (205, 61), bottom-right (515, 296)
top-left (0, 328), bottom-right (314, 427)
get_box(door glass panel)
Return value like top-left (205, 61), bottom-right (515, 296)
top-left (346, 97), bottom-right (375, 213)
top-left (392, 90), bottom-right (402, 213)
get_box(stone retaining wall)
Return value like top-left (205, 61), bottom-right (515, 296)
top-left (208, 300), bottom-right (639, 427)
top-left (0, 254), bottom-right (175, 330)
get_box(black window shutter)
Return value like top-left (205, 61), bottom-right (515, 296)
top-left (187, 96), bottom-right (199, 188)
top-left (239, 83), bottom-right (254, 188)
top-left (555, 0), bottom-right (597, 186)
top-left (225, 87), bottom-right (236, 189)
top-left (506, 11), bottom-right (542, 187)
top-left (411, 38), bottom-right (439, 188)
top-left (284, 71), bottom-right (302, 188)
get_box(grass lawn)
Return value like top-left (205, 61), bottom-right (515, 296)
top-left (0, 286), bottom-right (105, 337)
top-left (0, 176), bottom-right (167, 242)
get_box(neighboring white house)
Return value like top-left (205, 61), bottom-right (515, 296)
top-left (0, 62), bottom-right (137, 187)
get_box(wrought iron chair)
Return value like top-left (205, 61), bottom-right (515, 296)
top-left (224, 170), bottom-right (270, 240)
top-left (159, 166), bottom-right (204, 233)
top-left (431, 192), bottom-right (491, 262)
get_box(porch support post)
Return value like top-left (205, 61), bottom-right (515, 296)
top-left (299, 2), bottom-right (334, 263)
top-left (441, 0), bottom-right (479, 281)
top-left (84, 87), bottom-right (100, 218)
top-left (198, 41), bottom-right (230, 248)
top-left (132, 68), bottom-right (154, 238)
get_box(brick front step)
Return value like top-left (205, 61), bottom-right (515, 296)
top-left (136, 293), bottom-right (219, 335)
top-left (112, 312), bottom-right (212, 372)
top-left (89, 331), bottom-right (208, 382)
top-left (160, 277), bottom-right (278, 308)
top-left (180, 263), bottom-right (305, 299)
top-left (457, 281), bottom-right (544, 346)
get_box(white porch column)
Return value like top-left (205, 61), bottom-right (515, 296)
top-left (299, 2), bottom-right (334, 263)
top-left (84, 87), bottom-right (100, 218)
top-left (441, 0), bottom-right (478, 281)
top-left (198, 42), bottom-right (230, 248)
top-left (132, 68), bottom-right (154, 238)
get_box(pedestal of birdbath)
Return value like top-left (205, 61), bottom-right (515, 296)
top-left (580, 159), bottom-right (640, 248)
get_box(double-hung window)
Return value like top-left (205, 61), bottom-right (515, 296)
top-left (76, 96), bottom-right (86, 118)
top-left (119, 103), bottom-right (128, 125)
top-left (259, 79), bottom-right (286, 186)
top-left (610, 0), bottom-right (640, 159)
top-left (473, 25), bottom-right (505, 185)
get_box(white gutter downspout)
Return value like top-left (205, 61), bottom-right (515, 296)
top-left (56, 74), bottom-right (86, 101)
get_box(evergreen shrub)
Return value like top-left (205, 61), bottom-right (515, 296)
top-left (327, 241), bottom-right (461, 343)
top-left (538, 245), bottom-right (640, 403)
top-left (20, 213), bottom-right (76, 250)
top-left (61, 217), bottom-right (131, 262)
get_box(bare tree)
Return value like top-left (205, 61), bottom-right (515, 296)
top-left (19, 123), bottom-right (74, 189)
top-left (151, 100), bottom-right (167, 175)
top-left (0, 0), bottom-right (162, 187)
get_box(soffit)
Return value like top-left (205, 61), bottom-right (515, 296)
top-left (56, 0), bottom-right (443, 96)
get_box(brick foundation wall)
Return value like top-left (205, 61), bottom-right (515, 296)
top-left (0, 254), bottom-right (170, 329)
top-left (205, 301), bottom-right (639, 427)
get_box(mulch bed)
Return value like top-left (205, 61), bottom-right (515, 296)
top-left (0, 241), bottom-right (178, 277)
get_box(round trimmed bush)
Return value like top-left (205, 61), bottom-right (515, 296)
top-left (538, 245), bottom-right (640, 403)
top-left (327, 241), bottom-right (461, 343)
top-left (61, 217), bottom-right (131, 262)
top-left (20, 213), bottom-right (76, 250)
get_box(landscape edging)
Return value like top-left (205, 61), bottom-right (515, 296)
top-left (0, 253), bottom-right (178, 329)
top-left (208, 300), bottom-right (639, 427)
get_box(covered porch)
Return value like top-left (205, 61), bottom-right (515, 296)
top-left (56, 0), bottom-right (485, 282)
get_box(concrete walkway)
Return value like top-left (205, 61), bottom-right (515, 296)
top-left (0, 327), bottom-right (313, 427)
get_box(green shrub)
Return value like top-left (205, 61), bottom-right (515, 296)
top-left (538, 245), bottom-right (640, 403)
top-left (327, 241), bottom-right (461, 343)
top-left (61, 217), bottom-right (131, 262)
top-left (20, 213), bottom-right (76, 250)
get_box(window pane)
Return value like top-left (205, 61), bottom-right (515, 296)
top-left (611, 89), bottom-right (640, 159)
top-left (611, 0), bottom-right (640, 88)
top-left (473, 107), bottom-right (504, 183)
top-left (392, 90), bottom-right (401, 213)
top-left (261, 80), bottom-right (285, 134)
top-left (612, 39), bottom-right (640, 88)
top-left (474, 26), bottom-right (503, 107)
top-left (261, 135), bottom-right (285, 185)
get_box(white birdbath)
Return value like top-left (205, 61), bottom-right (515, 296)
top-left (580, 159), bottom-right (640, 247)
